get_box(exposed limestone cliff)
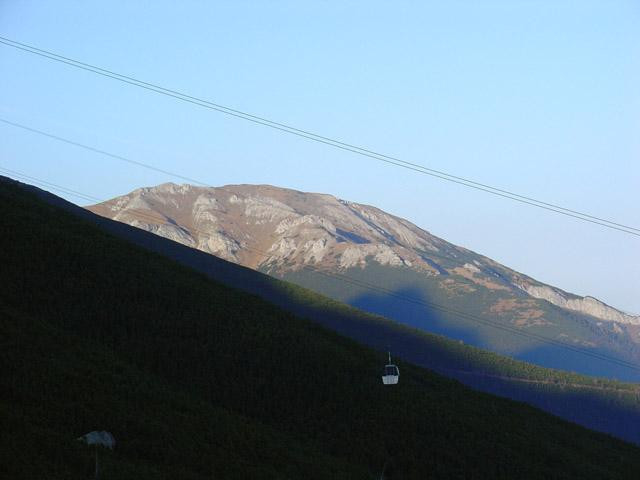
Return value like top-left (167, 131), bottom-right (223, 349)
top-left (518, 284), bottom-right (640, 325)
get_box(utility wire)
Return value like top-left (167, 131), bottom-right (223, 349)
top-left (2, 166), bottom-right (639, 373)
top-left (0, 166), bottom-right (101, 203)
top-left (1, 35), bottom-right (638, 236)
top-left (0, 118), bottom-right (209, 187)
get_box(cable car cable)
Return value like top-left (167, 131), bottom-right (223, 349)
top-left (1, 36), bottom-right (638, 236)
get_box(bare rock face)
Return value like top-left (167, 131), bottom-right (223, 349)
top-left (518, 284), bottom-right (640, 325)
top-left (87, 183), bottom-right (637, 327)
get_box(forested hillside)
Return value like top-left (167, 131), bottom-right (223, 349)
top-left (15, 176), bottom-right (640, 446)
top-left (3, 176), bottom-right (640, 479)
top-left (17, 176), bottom-right (640, 446)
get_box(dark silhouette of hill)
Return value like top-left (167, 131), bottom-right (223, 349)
top-left (2, 175), bottom-right (640, 479)
top-left (21, 176), bottom-right (640, 444)
top-left (11, 175), bottom-right (640, 445)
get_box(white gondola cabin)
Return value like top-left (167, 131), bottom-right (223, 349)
top-left (382, 352), bottom-right (399, 385)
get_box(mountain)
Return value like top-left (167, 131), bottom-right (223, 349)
top-left (5, 177), bottom-right (640, 479)
top-left (88, 183), bottom-right (640, 381)
top-left (30, 175), bottom-right (640, 447)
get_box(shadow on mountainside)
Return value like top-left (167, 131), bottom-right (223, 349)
top-left (346, 286), bottom-right (640, 383)
top-left (349, 286), bottom-right (486, 348)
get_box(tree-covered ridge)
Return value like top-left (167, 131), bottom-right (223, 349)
top-left (278, 274), bottom-right (639, 386)
top-left (2, 177), bottom-right (640, 479)
top-left (273, 276), bottom-right (639, 390)
top-left (278, 263), bottom-right (640, 381)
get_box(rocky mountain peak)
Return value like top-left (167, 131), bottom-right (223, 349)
top-left (88, 183), bottom-right (639, 326)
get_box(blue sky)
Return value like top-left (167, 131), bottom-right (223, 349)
top-left (1, 1), bottom-right (639, 312)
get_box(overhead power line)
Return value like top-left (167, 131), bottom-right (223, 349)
top-left (1, 166), bottom-right (639, 374)
top-left (0, 118), bottom-right (209, 188)
top-left (1, 35), bottom-right (638, 237)
top-left (0, 166), bottom-right (101, 203)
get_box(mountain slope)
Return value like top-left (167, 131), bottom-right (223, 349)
top-left (44, 177), bottom-right (640, 446)
top-left (4, 179), bottom-right (640, 478)
top-left (88, 183), bottom-right (640, 380)
top-left (33, 177), bottom-right (640, 444)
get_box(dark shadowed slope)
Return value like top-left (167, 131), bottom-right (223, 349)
top-left (17, 176), bottom-right (640, 445)
top-left (2, 175), bottom-right (640, 479)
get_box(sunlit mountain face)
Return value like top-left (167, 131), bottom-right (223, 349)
top-left (89, 182), bottom-right (640, 381)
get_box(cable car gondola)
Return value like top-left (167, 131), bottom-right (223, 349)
top-left (382, 352), bottom-right (399, 385)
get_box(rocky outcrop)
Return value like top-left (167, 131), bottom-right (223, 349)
top-left (518, 284), bottom-right (640, 325)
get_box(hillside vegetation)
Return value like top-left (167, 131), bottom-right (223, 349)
top-left (3, 177), bottom-right (640, 479)
top-left (278, 263), bottom-right (640, 381)
top-left (22, 176), bottom-right (640, 446)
